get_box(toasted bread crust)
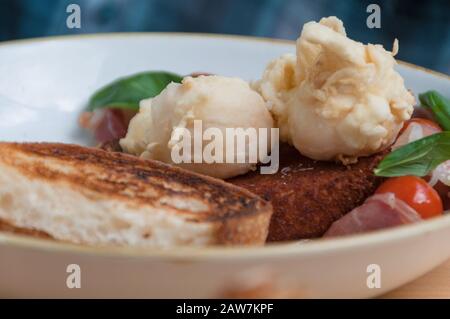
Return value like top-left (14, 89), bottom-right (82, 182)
top-left (0, 143), bottom-right (272, 246)
top-left (0, 219), bottom-right (52, 239)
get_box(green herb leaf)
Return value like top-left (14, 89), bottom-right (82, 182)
top-left (88, 71), bottom-right (183, 111)
top-left (419, 90), bottom-right (450, 131)
top-left (374, 132), bottom-right (450, 177)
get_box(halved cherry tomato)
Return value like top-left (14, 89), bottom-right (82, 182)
top-left (376, 176), bottom-right (443, 219)
top-left (399, 118), bottom-right (442, 135)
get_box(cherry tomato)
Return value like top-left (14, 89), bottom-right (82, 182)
top-left (399, 118), bottom-right (442, 135)
top-left (376, 176), bottom-right (443, 219)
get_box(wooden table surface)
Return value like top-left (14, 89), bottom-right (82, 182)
top-left (383, 259), bottom-right (450, 298)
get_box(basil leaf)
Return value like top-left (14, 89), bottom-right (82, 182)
top-left (374, 132), bottom-right (450, 177)
top-left (88, 71), bottom-right (183, 111)
top-left (419, 90), bottom-right (450, 131)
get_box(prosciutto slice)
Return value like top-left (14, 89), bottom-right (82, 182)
top-left (79, 109), bottom-right (137, 143)
top-left (392, 121), bottom-right (441, 150)
top-left (436, 183), bottom-right (450, 211)
top-left (324, 193), bottom-right (422, 237)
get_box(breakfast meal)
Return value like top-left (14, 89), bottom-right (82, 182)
top-left (0, 16), bottom-right (449, 248)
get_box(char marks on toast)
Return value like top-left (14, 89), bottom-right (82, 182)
top-left (0, 143), bottom-right (272, 247)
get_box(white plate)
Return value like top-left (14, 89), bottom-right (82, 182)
top-left (0, 33), bottom-right (449, 298)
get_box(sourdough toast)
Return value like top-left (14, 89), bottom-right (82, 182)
top-left (0, 143), bottom-right (272, 247)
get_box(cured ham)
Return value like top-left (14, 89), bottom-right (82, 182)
top-left (393, 120), bottom-right (441, 150)
top-left (435, 182), bottom-right (450, 211)
top-left (324, 193), bottom-right (422, 237)
top-left (430, 161), bottom-right (450, 211)
top-left (79, 109), bottom-right (137, 143)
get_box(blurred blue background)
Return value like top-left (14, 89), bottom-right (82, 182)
top-left (0, 0), bottom-right (449, 74)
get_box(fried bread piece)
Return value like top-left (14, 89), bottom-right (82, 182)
top-left (229, 144), bottom-right (385, 241)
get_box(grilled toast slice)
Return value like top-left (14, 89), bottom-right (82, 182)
top-left (0, 143), bottom-right (272, 247)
